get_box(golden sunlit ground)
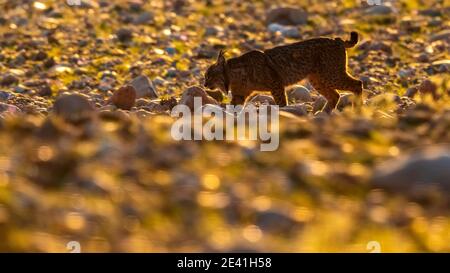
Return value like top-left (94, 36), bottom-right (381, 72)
top-left (0, 0), bottom-right (449, 252)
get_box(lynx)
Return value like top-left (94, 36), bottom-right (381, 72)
top-left (204, 32), bottom-right (363, 113)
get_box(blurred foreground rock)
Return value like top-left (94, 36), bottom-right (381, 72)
top-left (372, 146), bottom-right (450, 198)
top-left (52, 93), bottom-right (95, 123)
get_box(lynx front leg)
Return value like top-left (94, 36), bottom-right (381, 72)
top-left (270, 83), bottom-right (287, 107)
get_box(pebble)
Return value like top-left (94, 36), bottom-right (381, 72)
top-left (178, 86), bottom-right (219, 111)
top-left (0, 91), bottom-right (11, 101)
top-left (287, 85), bottom-right (312, 103)
top-left (266, 7), bottom-right (308, 26)
top-left (247, 94), bottom-right (276, 105)
top-left (429, 60), bottom-right (450, 73)
top-left (165, 68), bottom-right (178, 78)
top-left (418, 9), bottom-right (441, 17)
top-left (0, 74), bottom-right (19, 86)
top-left (0, 102), bottom-right (21, 115)
top-left (133, 12), bottom-right (154, 25)
top-left (430, 30), bottom-right (450, 42)
top-left (365, 5), bottom-right (395, 15)
top-left (129, 75), bottom-right (158, 99)
top-left (38, 85), bottom-right (53, 97)
top-left (280, 104), bottom-right (308, 116)
top-left (418, 79), bottom-right (437, 98)
top-left (204, 26), bottom-right (222, 36)
top-left (268, 23), bottom-right (300, 38)
top-left (337, 93), bottom-right (355, 110)
top-left (405, 87), bottom-right (418, 98)
top-left (312, 96), bottom-right (327, 113)
top-left (111, 85), bottom-right (136, 110)
top-left (52, 93), bottom-right (95, 123)
top-left (398, 69), bottom-right (415, 78)
top-left (116, 28), bottom-right (133, 42)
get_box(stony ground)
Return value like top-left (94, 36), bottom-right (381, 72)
top-left (0, 0), bottom-right (449, 252)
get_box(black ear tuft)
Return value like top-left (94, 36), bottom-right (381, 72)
top-left (217, 49), bottom-right (226, 63)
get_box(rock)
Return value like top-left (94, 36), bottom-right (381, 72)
top-left (337, 93), bottom-right (354, 110)
top-left (145, 101), bottom-right (167, 113)
top-left (152, 76), bottom-right (166, 86)
top-left (98, 76), bottom-right (115, 92)
top-left (129, 75), bottom-right (158, 99)
top-left (111, 85), bottom-right (136, 110)
top-left (37, 85), bottom-right (52, 97)
top-left (178, 86), bottom-right (219, 111)
top-left (43, 57), bottom-right (56, 68)
top-left (368, 41), bottom-right (392, 54)
top-left (430, 30), bottom-right (450, 42)
top-left (398, 69), bottom-right (414, 78)
top-left (0, 102), bottom-right (21, 115)
top-left (268, 23), bottom-right (300, 38)
top-left (133, 12), bottom-right (153, 25)
top-left (247, 94), bottom-right (276, 105)
top-left (365, 5), bottom-right (394, 15)
top-left (429, 60), bottom-right (450, 73)
top-left (165, 47), bottom-right (177, 55)
top-left (52, 93), bottom-right (95, 123)
top-left (418, 79), bottom-right (438, 98)
top-left (99, 105), bottom-right (117, 112)
top-left (405, 87), bottom-right (418, 98)
top-left (416, 53), bottom-right (429, 63)
top-left (256, 210), bottom-right (298, 234)
top-left (128, 0), bottom-right (144, 11)
top-left (32, 50), bottom-right (47, 61)
top-left (197, 48), bottom-right (217, 59)
top-left (312, 96), bottom-right (327, 113)
top-left (165, 68), bottom-right (178, 78)
top-left (419, 9), bottom-right (441, 17)
top-left (116, 28), bottom-right (133, 42)
top-left (204, 26), bottom-right (222, 36)
top-left (14, 85), bottom-right (29, 94)
top-left (0, 74), bottom-right (19, 86)
top-left (160, 97), bottom-right (178, 111)
top-left (372, 146), bottom-right (450, 195)
top-left (0, 91), bottom-right (11, 101)
top-left (287, 85), bottom-right (312, 102)
top-left (280, 104), bottom-right (308, 116)
top-left (266, 7), bottom-right (308, 26)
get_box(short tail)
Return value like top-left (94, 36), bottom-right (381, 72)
top-left (343, 31), bottom-right (359, 48)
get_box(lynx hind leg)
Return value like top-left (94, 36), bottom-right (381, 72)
top-left (337, 73), bottom-right (363, 109)
top-left (339, 73), bottom-right (363, 96)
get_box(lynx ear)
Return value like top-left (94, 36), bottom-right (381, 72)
top-left (217, 49), bottom-right (226, 64)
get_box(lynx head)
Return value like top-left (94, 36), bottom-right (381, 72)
top-left (204, 50), bottom-right (227, 93)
